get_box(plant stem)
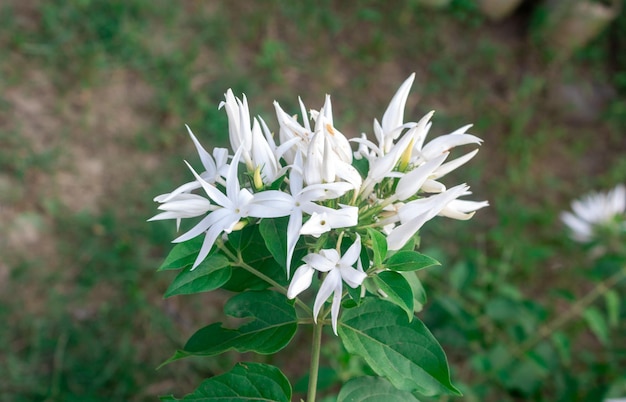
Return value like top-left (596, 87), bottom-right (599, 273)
top-left (307, 321), bottom-right (324, 402)
top-left (512, 264), bottom-right (626, 358)
top-left (218, 243), bottom-right (313, 314)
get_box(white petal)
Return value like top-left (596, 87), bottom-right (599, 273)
top-left (396, 153), bottom-right (448, 201)
top-left (248, 191), bottom-right (294, 218)
top-left (300, 212), bottom-right (332, 237)
top-left (313, 269), bottom-right (341, 323)
top-left (184, 161), bottom-right (231, 207)
top-left (381, 73), bottom-right (415, 136)
top-left (173, 208), bottom-right (231, 243)
top-left (432, 149), bottom-right (479, 179)
top-left (341, 266), bottom-right (367, 288)
top-left (286, 210), bottom-right (303, 277)
top-left (303, 251), bottom-right (336, 272)
top-left (330, 280), bottom-right (343, 335)
top-left (186, 125), bottom-right (217, 177)
top-left (421, 133), bottom-right (482, 160)
top-left (287, 264), bottom-right (314, 299)
top-left (386, 211), bottom-right (430, 251)
top-left (340, 234), bottom-right (361, 267)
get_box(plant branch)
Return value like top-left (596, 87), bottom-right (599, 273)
top-left (218, 242), bottom-right (313, 315)
top-left (307, 321), bottom-right (324, 402)
top-left (512, 264), bottom-right (626, 359)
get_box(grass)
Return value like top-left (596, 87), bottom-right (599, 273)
top-left (0, 1), bottom-right (625, 401)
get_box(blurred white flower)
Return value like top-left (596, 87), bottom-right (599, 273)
top-left (560, 184), bottom-right (626, 243)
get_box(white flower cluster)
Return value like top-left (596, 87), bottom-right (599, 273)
top-left (151, 74), bottom-right (488, 333)
top-left (561, 184), bottom-right (626, 243)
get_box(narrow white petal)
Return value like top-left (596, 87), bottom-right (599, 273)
top-left (330, 281), bottom-right (343, 335)
top-left (186, 125), bottom-right (217, 176)
top-left (313, 270), bottom-right (340, 323)
top-left (191, 218), bottom-right (234, 270)
top-left (340, 234), bottom-right (362, 266)
top-left (303, 251), bottom-right (336, 272)
top-left (248, 191), bottom-right (294, 218)
top-left (396, 153), bottom-right (448, 201)
top-left (173, 208), bottom-right (231, 243)
top-left (341, 266), bottom-right (367, 288)
top-left (381, 73), bottom-right (415, 135)
top-left (287, 264), bottom-right (315, 299)
top-left (421, 133), bottom-right (482, 160)
top-left (184, 161), bottom-right (231, 207)
top-left (226, 147), bottom-right (244, 200)
top-left (386, 212), bottom-right (430, 251)
top-left (432, 149), bottom-right (479, 179)
top-left (286, 210), bottom-right (303, 277)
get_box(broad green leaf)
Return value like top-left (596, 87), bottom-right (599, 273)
top-left (164, 254), bottom-right (231, 298)
top-left (158, 236), bottom-right (204, 271)
top-left (605, 289), bottom-right (620, 327)
top-left (160, 362), bottom-right (291, 401)
top-left (367, 228), bottom-right (387, 267)
top-left (373, 271), bottom-right (414, 321)
top-left (339, 298), bottom-right (460, 397)
top-left (222, 225), bottom-right (291, 292)
top-left (164, 290), bottom-right (297, 364)
top-left (583, 307), bottom-right (609, 345)
top-left (385, 251), bottom-right (439, 272)
top-left (338, 376), bottom-right (421, 402)
top-left (260, 217), bottom-right (289, 269)
top-left (294, 367), bottom-right (339, 393)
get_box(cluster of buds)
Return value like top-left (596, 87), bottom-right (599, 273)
top-left (151, 74), bottom-right (488, 333)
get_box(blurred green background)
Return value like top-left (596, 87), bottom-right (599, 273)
top-left (1, 1), bottom-right (625, 401)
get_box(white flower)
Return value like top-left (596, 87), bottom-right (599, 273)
top-left (287, 235), bottom-right (367, 335)
top-left (170, 147), bottom-right (293, 269)
top-left (300, 208), bottom-right (358, 237)
top-left (560, 184), bottom-right (626, 243)
top-left (268, 152), bottom-right (354, 277)
top-left (386, 184), bottom-right (487, 250)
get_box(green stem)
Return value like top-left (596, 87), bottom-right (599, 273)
top-left (218, 243), bottom-right (313, 315)
top-left (307, 321), bottom-right (324, 402)
top-left (511, 264), bottom-right (626, 359)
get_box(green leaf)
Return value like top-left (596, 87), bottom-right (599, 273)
top-left (164, 290), bottom-right (297, 364)
top-left (401, 272), bottom-right (427, 312)
top-left (605, 289), bottom-right (620, 328)
top-left (222, 225), bottom-right (290, 292)
top-left (337, 376), bottom-right (421, 402)
top-left (385, 251), bottom-right (439, 272)
top-left (160, 362), bottom-right (291, 401)
top-left (339, 298), bottom-right (460, 397)
top-left (373, 271), bottom-right (414, 321)
top-left (583, 307), bottom-right (610, 345)
top-left (259, 217), bottom-right (289, 269)
top-left (158, 236), bottom-right (204, 271)
top-left (164, 254), bottom-right (231, 298)
top-left (367, 228), bottom-right (387, 267)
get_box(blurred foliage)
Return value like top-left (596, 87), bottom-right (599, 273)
top-left (0, 0), bottom-right (625, 401)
